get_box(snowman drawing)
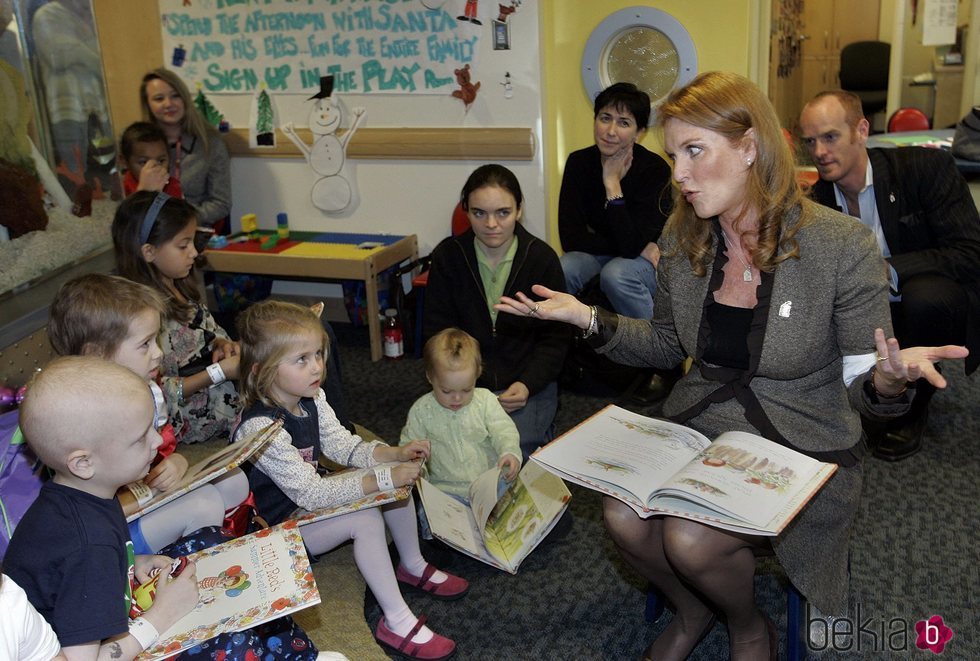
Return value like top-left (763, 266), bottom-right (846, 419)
top-left (281, 75), bottom-right (366, 212)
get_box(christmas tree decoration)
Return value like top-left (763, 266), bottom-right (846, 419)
top-left (194, 88), bottom-right (224, 128)
top-left (251, 88), bottom-right (276, 147)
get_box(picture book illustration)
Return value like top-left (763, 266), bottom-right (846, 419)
top-left (699, 444), bottom-right (799, 493)
top-left (608, 414), bottom-right (707, 452)
top-left (199, 565), bottom-right (252, 604)
top-left (585, 457), bottom-right (636, 476)
top-left (532, 405), bottom-right (836, 536)
top-left (121, 420), bottom-right (281, 523)
top-left (136, 522), bottom-right (320, 660)
top-left (419, 461), bottom-right (571, 573)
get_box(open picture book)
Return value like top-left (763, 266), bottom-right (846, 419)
top-left (137, 523), bottom-right (320, 660)
top-left (532, 405), bottom-right (837, 536)
top-left (418, 461), bottom-right (571, 574)
top-left (120, 421), bottom-right (282, 523)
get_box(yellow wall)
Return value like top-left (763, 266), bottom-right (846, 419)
top-left (93, 0), bottom-right (163, 135)
top-left (92, 0), bottom-right (757, 247)
top-left (539, 1), bottom-right (755, 245)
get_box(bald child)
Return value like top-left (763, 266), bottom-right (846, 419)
top-left (4, 357), bottom-right (199, 661)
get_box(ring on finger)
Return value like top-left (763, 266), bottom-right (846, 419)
top-left (876, 354), bottom-right (888, 362)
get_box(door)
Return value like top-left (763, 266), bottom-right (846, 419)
top-left (768, 0), bottom-right (806, 133)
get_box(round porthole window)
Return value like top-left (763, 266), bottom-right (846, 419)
top-left (582, 7), bottom-right (698, 125)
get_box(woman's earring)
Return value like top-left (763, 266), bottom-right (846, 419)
top-left (746, 158), bottom-right (753, 166)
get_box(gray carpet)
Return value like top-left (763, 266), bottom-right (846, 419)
top-left (335, 325), bottom-right (979, 660)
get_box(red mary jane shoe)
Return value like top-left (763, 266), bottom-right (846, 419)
top-left (395, 564), bottom-right (470, 600)
top-left (374, 615), bottom-right (456, 661)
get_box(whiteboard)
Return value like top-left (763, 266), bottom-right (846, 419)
top-left (157, 0), bottom-right (546, 258)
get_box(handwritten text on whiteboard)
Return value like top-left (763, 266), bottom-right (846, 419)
top-left (159, 0), bottom-right (481, 95)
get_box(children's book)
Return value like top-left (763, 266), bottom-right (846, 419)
top-left (289, 462), bottom-right (412, 526)
top-left (137, 522), bottom-right (320, 660)
top-left (120, 421), bottom-right (282, 523)
top-left (532, 405), bottom-right (837, 536)
top-left (418, 461), bottom-right (571, 574)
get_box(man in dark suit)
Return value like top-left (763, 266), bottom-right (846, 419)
top-left (800, 90), bottom-right (980, 460)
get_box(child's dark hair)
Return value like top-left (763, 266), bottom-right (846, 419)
top-left (594, 82), bottom-right (651, 129)
top-left (460, 164), bottom-right (523, 211)
top-left (111, 191), bottom-right (200, 321)
top-left (49, 273), bottom-right (165, 358)
top-left (237, 300), bottom-right (329, 409)
top-left (423, 328), bottom-right (482, 381)
top-left (119, 121), bottom-right (168, 162)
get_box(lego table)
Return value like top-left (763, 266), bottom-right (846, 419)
top-left (204, 231), bottom-right (418, 361)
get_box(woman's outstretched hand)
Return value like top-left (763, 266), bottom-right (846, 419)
top-left (872, 327), bottom-right (969, 393)
top-left (495, 284), bottom-right (593, 330)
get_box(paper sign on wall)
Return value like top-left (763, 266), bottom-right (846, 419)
top-left (159, 0), bottom-right (482, 95)
top-left (922, 0), bottom-right (957, 47)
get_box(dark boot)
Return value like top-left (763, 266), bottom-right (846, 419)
top-left (872, 379), bottom-right (936, 461)
top-left (628, 365), bottom-right (682, 405)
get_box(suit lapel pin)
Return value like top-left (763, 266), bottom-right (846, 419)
top-left (889, 192), bottom-right (896, 203)
top-left (778, 301), bottom-right (792, 318)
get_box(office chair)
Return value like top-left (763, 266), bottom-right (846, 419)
top-left (839, 41), bottom-right (891, 119)
top-left (888, 108), bottom-right (930, 132)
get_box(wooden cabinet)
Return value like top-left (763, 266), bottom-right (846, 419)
top-left (802, 56), bottom-right (840, 102)
top-left (800, 0), bottom-right (880, 104)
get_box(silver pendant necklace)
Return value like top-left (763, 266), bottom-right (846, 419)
top-left (721, 229), bottom-right (753, 282)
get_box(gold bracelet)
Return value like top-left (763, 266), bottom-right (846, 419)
top-left (870, 366), bottom-right (908, 398)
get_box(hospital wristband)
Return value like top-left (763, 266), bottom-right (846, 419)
top-left (128, 616), bottom-right (160, 650)
top-left (206, 363), bottom-right (227, 386)
top-left (374, 466), bottom-right (395, 491)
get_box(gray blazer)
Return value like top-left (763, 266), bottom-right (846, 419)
top-left (597, 199), bottom-right (907, 614)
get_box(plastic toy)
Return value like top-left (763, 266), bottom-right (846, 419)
top-left (276, 212), bottom-right (289, 239)
top-left (207, 234), bottom-right (229, 249)
top-left (130, 557), bottom-right (189, 617)
top-left (260, 234), bottom-right (281, 250)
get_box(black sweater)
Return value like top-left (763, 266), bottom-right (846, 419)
top-left (423, 224), bottom-right (570, 395)
top-left (558, 143), bottom-right (672, 257)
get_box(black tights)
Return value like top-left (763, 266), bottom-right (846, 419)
top-left (603, 498), bottom-right (771, 660)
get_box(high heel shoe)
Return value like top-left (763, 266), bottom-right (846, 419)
top-left (641, 614), bottom-right (717, 661)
